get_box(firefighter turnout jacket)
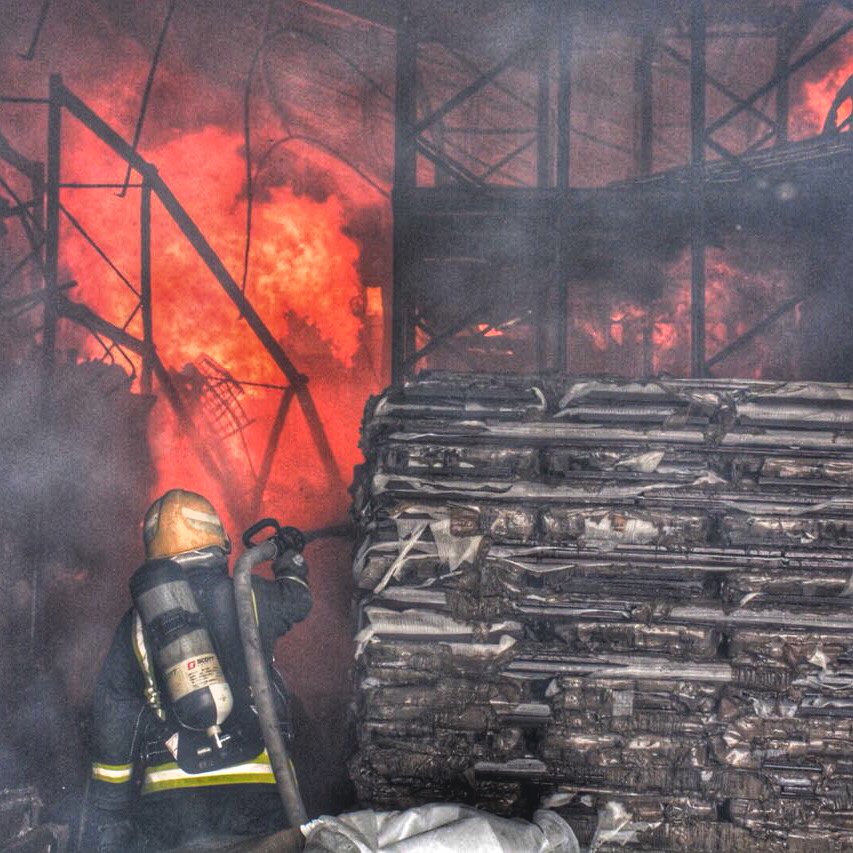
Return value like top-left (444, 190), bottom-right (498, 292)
top-left (86, 548), bottom-right (310, 851)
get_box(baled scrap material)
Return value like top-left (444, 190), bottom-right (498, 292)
top-left (351, 373), bottom-right (853, 850)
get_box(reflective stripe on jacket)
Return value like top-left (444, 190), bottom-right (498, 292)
top-left (91, 761), bottom-right (134, 784)
top-left (141, 749), bottom-right (276, 794)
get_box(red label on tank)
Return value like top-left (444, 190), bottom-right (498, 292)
top-left (187, 660), bottom-right (196, 670)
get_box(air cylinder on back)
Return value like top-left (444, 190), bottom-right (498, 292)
top-left (130, 558), bottom-right (233, 745)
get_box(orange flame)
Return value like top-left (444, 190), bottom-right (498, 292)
top-left (55, 99), bottom-right (379, 528)
top-left (571, 249), bottom-right (799, 379)
top-left (796, 47), bottom-right (853, 137)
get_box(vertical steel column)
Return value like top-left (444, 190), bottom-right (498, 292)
top-left (34, 75), bottom-right (63, 660)
top-left (537, 42), bottom-right (551, 188)
top-left (141, 177), bottom-right (153, 394)
top-left (43, 73), bottom-right (62, 373)
top-left (536, 11), bottom-right (552, 371)
top-left (32, 164), bottom-right (45, 236)
top-left (636, 30), bottom-right (655, 176)
top-left (775, 37), bottom-right (790, 145)
top-left (391, 4), bottom-right (418, 383)
top-left (690, 0), bottom-right (706, 378)
top-left (555, 3), bottom-right (572, 372)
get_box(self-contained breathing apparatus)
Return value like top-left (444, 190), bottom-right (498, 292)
top-left (131, 489), bottom-right (304, 775)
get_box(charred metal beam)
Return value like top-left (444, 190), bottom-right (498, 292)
top-left (118, 0), bottom-right (178, 197)
top-left (43, 74), bottom-right (61, 374)
top-left (55, 293), bottom-right (142, 355)
top-left (55, 293), bottom-right (231, 492)
top-left (141, 179), bottom-right (153, 395)
top-left (636, 30), bottom-right (655, 176)
top-left (57, 79), bottom-right (343, 486)
top-left (413, 39), bottom-right (536, 136)
top-left (536, 35), bottom-right (550, 189)
top-left (59, 182), bottom-right (144, 189)
top-left (0, 281), bottom-right (74, 318)
top-left (415, 139), bottom-right (484, 186)
top-left (18, 0), bottom-right (51, 61)
top-left (0, 244), bottom-right (42, 292)
top-left (690, 0), bottom-right (706, 379)
top-left (556, 4), bottom-right (572, 371)
top-left (434, 134), bottom-right (528, 187)
top-left (658, 42), bottom-right (776, 132)
top-left (442, 45), bottom-right (536, 114)
top-left (480, 137), bottom-right (536, 182)
top-left (59, 203), bottom-right (139, 296)
top-left (0, 178), bottom-right (39, 241)
top-left (0, 96), bottom-right (49, 104)
top-left (569, 126), bottom-right (632, 155)
top-left (403, 300), bottom-right (492, 370)
top-left (413, 315), bottom-right (479, 370)
top-left (706, 18), bottom-right (853, 139)
top-left (392, 4), bottom-right (418, 382)
top-left (534, 11), bottom-right (551, 374)
top-left (775, 37), bottom-right (790, 145)
top-left (704, 135), bottom-right (757, 176)
top-left (0, 198), bottom-right (37, 219)
top-left (774, 0), bottom-right (832, 145)
top-left (251, 386), bottom-right (296, 517)
top-left (780, 0), bottom-right (833, 56)
top-left (705, 294), bottom-right (805, 371)
top-left (0, 128), bottom-right (43, 184)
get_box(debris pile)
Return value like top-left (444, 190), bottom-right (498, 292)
top-left (350, 373), bottom-right (853, 851)
top-left (0, 787), bottom-right (67, 852)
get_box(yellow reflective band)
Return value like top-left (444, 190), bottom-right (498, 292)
top-left (141, 751), bottom-right (275, 795)
top-left (92, 762), bottom-right (133, 783)
top-left (251, 588), bottom-right (259, 625)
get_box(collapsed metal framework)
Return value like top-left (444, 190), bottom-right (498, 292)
top-left (0, 75), bottom-right (342, 521)
top-left (390, 0), bottom-right (853, 381)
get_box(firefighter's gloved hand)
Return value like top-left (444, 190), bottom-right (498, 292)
top-left (272, 549), bottom-right (308, 581)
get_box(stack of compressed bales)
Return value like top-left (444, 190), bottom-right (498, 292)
top-left (350, 373), bottom-right (853, 852)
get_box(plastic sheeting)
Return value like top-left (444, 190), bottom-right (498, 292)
top-left (302, 804), bottom-right (579, 853)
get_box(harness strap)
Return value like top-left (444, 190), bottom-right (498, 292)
top-left (132, 610), bottom-right (166, 722)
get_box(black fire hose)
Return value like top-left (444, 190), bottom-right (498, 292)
top-left (233, 538), bottom-right (308, 828)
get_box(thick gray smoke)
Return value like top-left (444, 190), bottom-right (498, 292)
top-left (0, 358), bottom-right (153, 810)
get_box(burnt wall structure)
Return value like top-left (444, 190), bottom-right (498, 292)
top-left (351, 372), bottom-right (853, 851)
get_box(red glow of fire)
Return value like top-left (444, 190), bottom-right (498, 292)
top-left (25, 40), bottom-right (853, 528)
top-left (55, 96), bottom-right (379, 530)
top-left (796, 47), bottom-right (853, 136)
top-left (572, 252), bottom-right (798, 379)
top-left (578, 319), bottom-right (608, 352)
top-left (569, 50), bottom-right (853, 378)
top-left (476, 323), bottom-right (505, 338)
top-left (609, 304), bottom-right (645, 346)
top-left (61, 125), bottom-right (363, 373)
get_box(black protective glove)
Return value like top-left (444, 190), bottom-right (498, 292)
top-left (272, 549), bottom-right (308, 581)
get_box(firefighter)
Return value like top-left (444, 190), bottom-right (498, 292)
top-left (84, 489), bottom-right (311, 851)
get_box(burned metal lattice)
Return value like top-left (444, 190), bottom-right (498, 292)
top-left (190, 355), bottom-right (252, 444)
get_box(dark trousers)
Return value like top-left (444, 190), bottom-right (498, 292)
top-left (136, 786), bottom-right (286, 850)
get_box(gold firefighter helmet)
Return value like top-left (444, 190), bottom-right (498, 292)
top-left (143, 489), bottom-right (231, 559)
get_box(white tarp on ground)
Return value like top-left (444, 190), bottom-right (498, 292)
top-left (302, 804), bottom-right (580, 853)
